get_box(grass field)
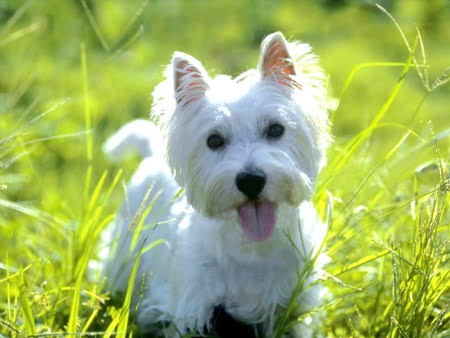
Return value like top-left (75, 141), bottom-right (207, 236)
top-left (1, 1), bottom-right (449, 337)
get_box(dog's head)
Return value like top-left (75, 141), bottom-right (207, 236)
top-left (152, 32), bottom-right (331, 241)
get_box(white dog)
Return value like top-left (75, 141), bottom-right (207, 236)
top-left (103, 32), bottom-right (331, 337)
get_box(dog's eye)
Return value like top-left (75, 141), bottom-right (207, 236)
top-left (266, 123), bottom-right (284, 139)
top-left (207, 134), bottom-right (225, 150)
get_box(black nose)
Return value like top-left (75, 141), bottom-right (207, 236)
top-left (235, 170), bottom-right (266, 200)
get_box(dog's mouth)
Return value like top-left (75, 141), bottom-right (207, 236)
top-left (238, 201), bottom-right (276, 242)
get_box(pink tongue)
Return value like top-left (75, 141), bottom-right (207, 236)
top-left (238, 202), bottom-right (276, 242)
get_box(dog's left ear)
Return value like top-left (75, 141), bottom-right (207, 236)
top-left (259, 32), bottom-right (296, 87)
top-left (172, 52), bottom-right (210, 107)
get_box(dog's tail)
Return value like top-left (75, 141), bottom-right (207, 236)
top-left (103, 119), bottom-right (164, 162)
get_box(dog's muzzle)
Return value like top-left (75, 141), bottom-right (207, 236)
top-left (235, 170), bottom-right (266, 200)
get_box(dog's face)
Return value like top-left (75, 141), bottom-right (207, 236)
top-left (153, 32), bottom-right (330, 241)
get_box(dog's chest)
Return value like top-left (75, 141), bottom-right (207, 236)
top-left (176, 215), bottom-right (301, 321)
top-left (218, 251), bottom-right (298, 316)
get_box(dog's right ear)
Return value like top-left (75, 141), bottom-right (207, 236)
top-left (172, 52), bottom-right (209, 107)
top-left (259, 32), bottom-right (297, 88)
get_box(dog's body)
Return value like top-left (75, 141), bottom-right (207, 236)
top-left (103, 32), bottom-right (331, 337)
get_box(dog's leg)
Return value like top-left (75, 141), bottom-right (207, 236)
top-left (207, 305), bottom-right (257, 338)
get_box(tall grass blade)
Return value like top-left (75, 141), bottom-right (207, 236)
top-left (80, 0), bottom-right (110, 51)
top-left (18, 270), bottom-right (36, 336)
top-left (0, 98), bottom-right (70, 148)
top-left (81, 43), bottom-right (93, 204)
top-left (105, 247), bottom-right (143, 338)
top-left (67, 244), bottom-right (91, 336)
top-left (0, 0), bottom-right (33, 37)
top-left (318, 47), bottom-right (414, 196)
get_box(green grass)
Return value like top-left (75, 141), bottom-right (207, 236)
top-left (1, 1), bottom-right (449, 337)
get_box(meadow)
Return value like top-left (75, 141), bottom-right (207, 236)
top-left (0, 0), bottom-right (449, 337)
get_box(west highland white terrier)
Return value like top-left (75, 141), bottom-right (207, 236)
top-left (103, 32), bottom-right (331, 337)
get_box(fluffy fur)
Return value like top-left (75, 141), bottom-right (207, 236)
top-left (103, 32), bottom-right (331, 337)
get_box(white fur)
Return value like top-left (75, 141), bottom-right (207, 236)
top-left (103, 32), bottom-right (331, 337)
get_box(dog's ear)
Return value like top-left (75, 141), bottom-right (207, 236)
top-left (259, 32), bottom-right (297, 87)
top-left (172, 52), bottom-right (209, 106)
